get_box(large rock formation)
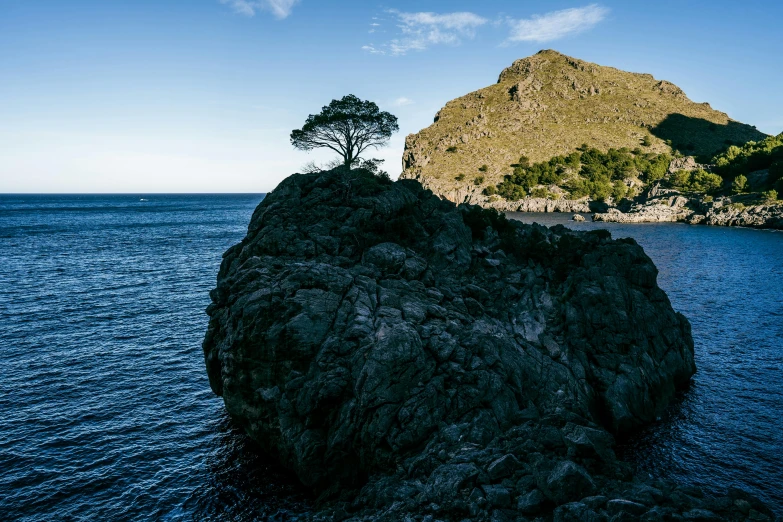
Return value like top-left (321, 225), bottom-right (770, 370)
top-left (203, 168), bottom-right (775, 521)
top-left (400, 50), bottom-right (766, 206)
top-left (593, 184), bottom-right (783, 229)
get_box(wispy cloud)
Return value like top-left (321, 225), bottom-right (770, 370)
top-left (507, 4), bottom-right (608, 43)
top-left (220, 0), bottom-right (300, 19)
top-left (393, 97), bottom-right (414, 107)
top-left (365, 10), bottom-right (488, 56)
top-left (362, 45), bottom-right (384, 55)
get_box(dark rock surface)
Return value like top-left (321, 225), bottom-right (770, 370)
top-left (203, 168), bottom-right (777, 521)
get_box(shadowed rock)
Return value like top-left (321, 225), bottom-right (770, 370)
top-left (203, 168), bottom-right (774, 521)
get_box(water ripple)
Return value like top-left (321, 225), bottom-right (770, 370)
top-left (1, 199), bottom-right (780, 519)
top-left (509, 212), bottom-right (783, 513)
top-left (0, 195), bottom-right (312, 521)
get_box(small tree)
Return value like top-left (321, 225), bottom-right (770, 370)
top-left (762, 189), bottom-right (778, 203)
top-left (291, 95), bottom-right (399, 168)
top-left (732, 174), bottom-right (748, 193)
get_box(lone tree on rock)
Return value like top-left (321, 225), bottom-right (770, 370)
top-left (290, 95), bottom-right (398, 169)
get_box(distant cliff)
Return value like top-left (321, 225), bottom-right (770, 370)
top-left (400, 50), bottom-right (766, 207)
top-left (202, 168), bottom-right (776, 520)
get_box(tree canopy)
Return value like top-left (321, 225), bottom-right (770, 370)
top-left (290, 95), bottom-right (399, 168)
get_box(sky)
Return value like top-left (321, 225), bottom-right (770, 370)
top-left (1, 0), bottom-right (782, 193)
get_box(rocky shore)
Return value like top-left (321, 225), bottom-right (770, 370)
top-left (408, 179), bottom-right (783, 231)
top-left (593, 185), bottom-right (783, 229)
top-left (203, 168), bottom-right (777, 521)
top-left (406, 151), bottom-right (783, 231)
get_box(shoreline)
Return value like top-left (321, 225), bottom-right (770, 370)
top-left (474, 188), bottom-right (783, 231)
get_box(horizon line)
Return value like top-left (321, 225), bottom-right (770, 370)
top-left (0, 192), bottom-right (268, 195)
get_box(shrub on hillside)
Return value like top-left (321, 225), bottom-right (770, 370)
top-left (494, 146), bottom-right (671, 201)
top-left (733, 174), bottom-right (748, 193)
top-left (612, 180), bottom-right (628, 201)
top-left (530, 187), bottom-right (550, 198)
top-left (713, 133), bottom-right (783, 177)
top-left (670, 169), bottom-right (722, 193)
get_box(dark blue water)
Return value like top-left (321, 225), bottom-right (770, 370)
top-left (0, 195), bottom-right (312, 521)
top-left (509, 212), bottom-right (783, 513)
top-left (0, 198), bottom-right (780, 520)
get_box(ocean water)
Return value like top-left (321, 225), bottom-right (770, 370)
top-left (509, 212), bottom-right (783, 513)
top-left (0, 196), bottom-right (780, 520)
top-left (0, 195), bottom-right (312, 521)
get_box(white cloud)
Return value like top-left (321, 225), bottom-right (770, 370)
top-left (362, 45), bottom-right (384, 55)
top-left (364, 10), bottom-right (488, 56)
top-left (220, 0), bottom-right (300, 19)
top-left (507, 4), bottom-right (608, 43)
top-left (393, 97), bottom-right (414, 107)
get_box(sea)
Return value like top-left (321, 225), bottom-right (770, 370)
top-left (0, 195), bottom-right (780, 520)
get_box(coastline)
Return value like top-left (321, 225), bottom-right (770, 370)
top-left (412, 181), bottom-right (783, 231)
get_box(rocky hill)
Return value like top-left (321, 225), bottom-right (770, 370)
top-left (400, 50), bottom-right (766, 205)
top-left (202, 168), bottom-right (775, 521)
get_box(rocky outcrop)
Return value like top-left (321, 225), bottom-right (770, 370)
top-left (593, 185), bottom-right (783, 229)
top-left (701, 198), bottom-right (783, 228)
top-left (593, 185), bottom-right (696, 224)
top-left (667, 156), bottom-right (709, 175)
top-left (203, 168), bottom-right (776, 521)
top-left (398, 170), bottom-right (607, 213)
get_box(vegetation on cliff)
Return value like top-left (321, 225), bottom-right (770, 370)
top-left (712, 132), bottom-right (783, 197)
top-left (491, 146), bottom-right (672, 201)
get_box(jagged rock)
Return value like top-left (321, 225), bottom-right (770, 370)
top-left (483, 484), bottom-right (512, 508)
top-left (593, 188), bottom-right (783, 229)
top-left (517, 489), bottom-right (547, 515)
top-left (202, 168), bottom-right (771, 520)
top-left (487, 454), bottom-right (521, 481)
top-left (703, 198), bottom-right (783, 228)
top-left (593, 183), bottom-right (695, 224)
top-left (544, 461), bottom-right (596, 504)
top-left (668, 156), bottom-right (708, 174)
top-left (572, 214), bottom-right (586, 222)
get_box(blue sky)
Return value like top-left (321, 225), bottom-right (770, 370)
top-left (1, 0), bottom-right (782, 192)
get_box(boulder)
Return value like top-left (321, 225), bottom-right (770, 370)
top-left (203, 168), bottom-right (705, 520)
top-left (517, 489), bottom-right (547, 515)
top-left (544, 461), bottom-right (596, 505)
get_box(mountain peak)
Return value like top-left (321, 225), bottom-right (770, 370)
top-left (402, 51), bottom-right (766, 204)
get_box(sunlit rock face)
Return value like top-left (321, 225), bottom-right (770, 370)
top-left (203, 168), bottom-right (771, 520)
